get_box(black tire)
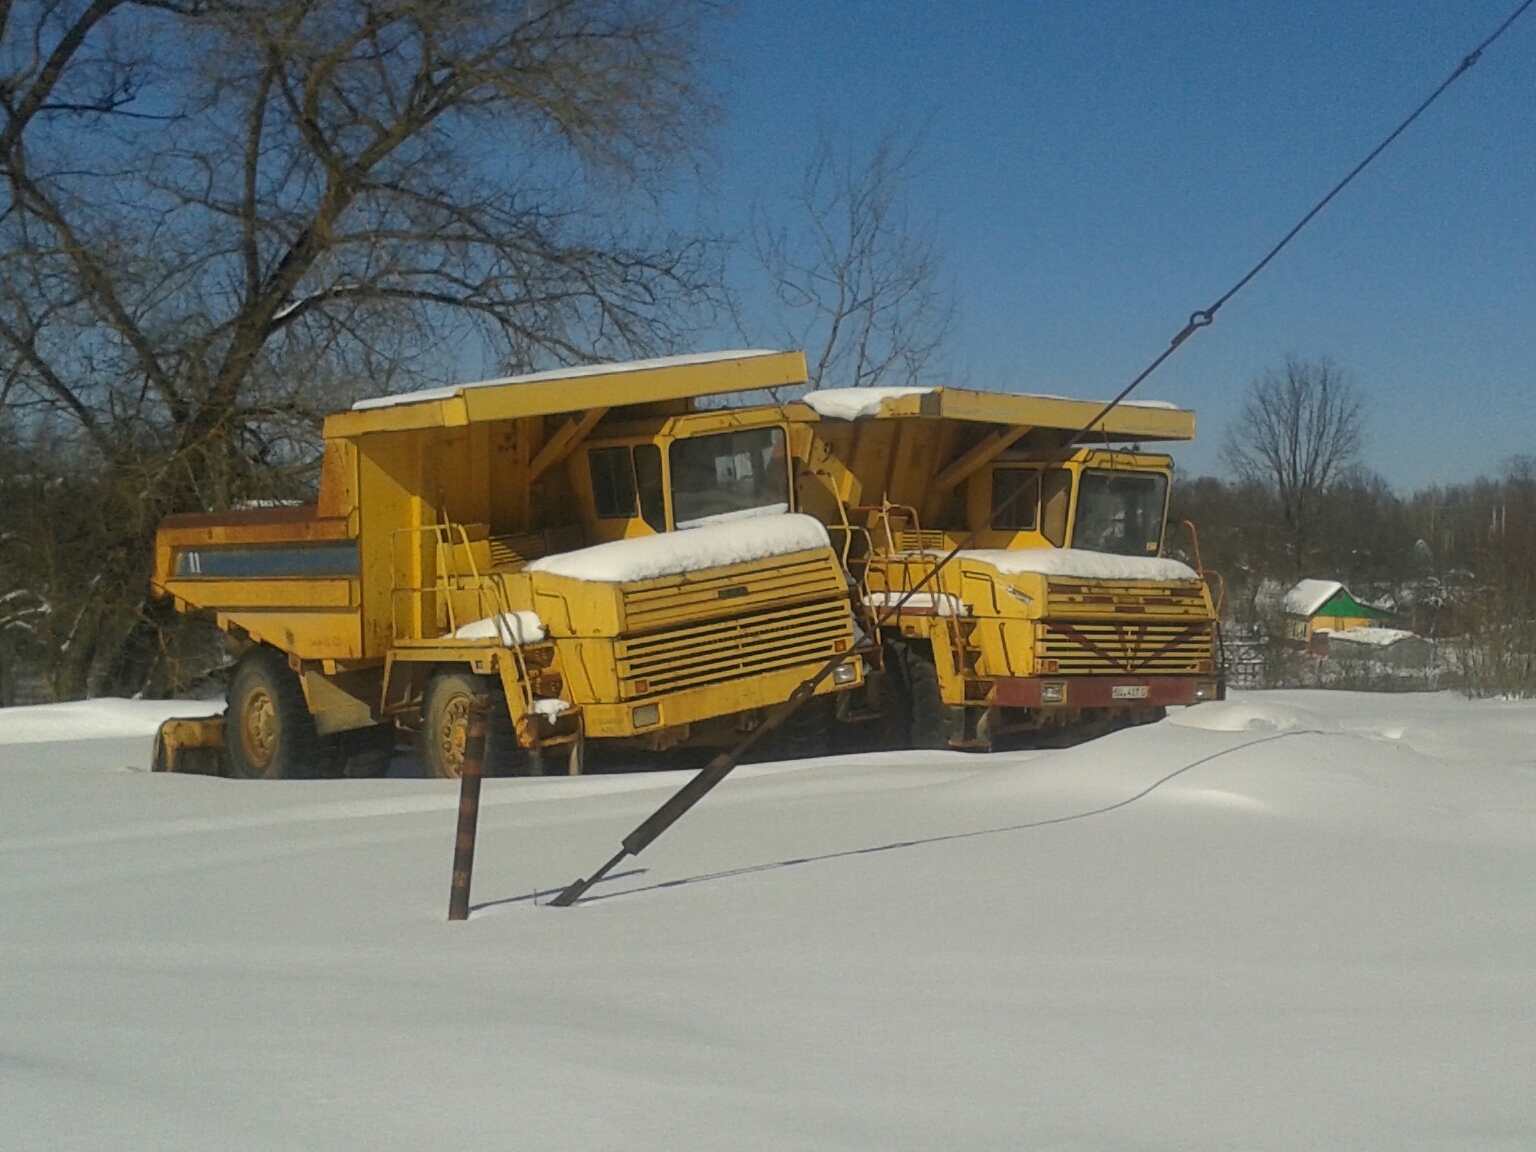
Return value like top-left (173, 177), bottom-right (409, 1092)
top-left (422, 670), bottom-right (527, 778)
top-left (337, 724), bottom-right (397, 778)
top-left (875, 639), bottom-right (951, 751)
top-left (224, 646), bottom-right (321, 779)
top-left (901, 648), bottom-right (950, 750)
top-left (756, 694), bottom-right (835, 762)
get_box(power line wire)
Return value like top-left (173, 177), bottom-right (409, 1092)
top-left (548, 0), bottom-right (1534, 907)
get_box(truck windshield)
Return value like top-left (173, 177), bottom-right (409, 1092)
top-left (669, 427), bottom-right (790, 529)
top-left (1073, 470), bottom-right (1168, 556)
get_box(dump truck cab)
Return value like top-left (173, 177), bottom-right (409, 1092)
top-left (783, 386), bottom-right (1222, 749)
top-left (151, 351), bottom-right (864, 778)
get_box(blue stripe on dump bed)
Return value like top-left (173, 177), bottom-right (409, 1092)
top-left (175, 541), bottom-right (359, 578)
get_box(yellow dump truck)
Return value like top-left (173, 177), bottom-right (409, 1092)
top-left (151, 351), bottom-right (864, 778)
top-left (783, 386), bottom-right (1223, 749)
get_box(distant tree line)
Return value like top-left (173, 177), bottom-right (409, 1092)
top-left (1170, 358), bottom-right (1535, 697)
top-left (0, 2), bottom-right (954, 703)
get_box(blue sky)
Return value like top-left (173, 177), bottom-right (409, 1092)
top-left (705, 1), bottom-right (1536, 488)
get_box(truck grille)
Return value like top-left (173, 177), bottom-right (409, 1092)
top-left (896, 529), bottom-right (947, 553)
top-left (616, 599), bottom-right (852, 698)
top-left (1037, 621), bottom-right (1213, 675)
top-left (1046, 579), bottom-right (1209, 619)
top-left (621, 550), bottom-right (847, 632)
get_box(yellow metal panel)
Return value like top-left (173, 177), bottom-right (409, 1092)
top-left (932, 425), bottom-right (1032, 491)
top-left (156, 512), bottom-right (351, 547)
top-left (528, 578), bottom-right (624, 637)
top-left (316, 439), bottom-right (359, 519)
top-left (162, 578), bottom-right (357, 610)
top-left (217, 611), bottom-right (363, 660)
top-left (324, 395), bottom-right (465, 436)
top-left (855, 387), bottom-right (1195, 441)
top-left (529, 407), bottom-right (609, 481)
top-left (356, 432), bottom-right (422, 655)
top-left (325, 351), bottom-right (808, 437)
top-left (577, 656), bottom-right (858, 739)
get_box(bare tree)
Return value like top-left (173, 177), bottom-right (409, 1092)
top-left (751, 126), bottom-right (953, 390)
top-left (1224, 356), bottom-right (1365, 577)
top-left (0, 0), bottom-right (722, 695)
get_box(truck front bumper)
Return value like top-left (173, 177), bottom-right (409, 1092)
top-left (992, 674), bottom-right (1223, 709)
top-left (577, 655), bottom-right (864, 739)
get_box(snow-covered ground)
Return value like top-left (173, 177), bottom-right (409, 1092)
top-left (2, 691), bottom-right (1533, 1150)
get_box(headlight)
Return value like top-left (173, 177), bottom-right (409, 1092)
top-left (1041, 681), bottom-right (1066, 705)
top-left (831, 662), bottom-right (858, 686)
top-left (1193, 681), bottom-right (1217, 702)
top-left (631, 703), bottom-right (661, 728)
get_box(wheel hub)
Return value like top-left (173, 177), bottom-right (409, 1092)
top-left (437, 694), bottom-right (469, 776)
top-left (239, 686), bottom-right (278, 768)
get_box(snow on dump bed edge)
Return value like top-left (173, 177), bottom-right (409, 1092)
top-left (961, 547), bottom-right (1198, 581)
top-left (352, 349), bottom-right (781, 411)
top-left (800, 386), bottom-right (933, 420)
top-left (525, 513), bottom-right (830, 583)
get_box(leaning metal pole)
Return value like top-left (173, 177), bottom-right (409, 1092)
top-left (447, 698), bottom-right (488, 921)
top-left (543, 3), bottom-right (1529, 903)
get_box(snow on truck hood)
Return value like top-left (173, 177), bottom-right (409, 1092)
top-left (960, 548), bottom-right (1198, 582)
top-left (524, 513), bottom-right (831, 583)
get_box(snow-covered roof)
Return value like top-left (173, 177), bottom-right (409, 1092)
top-left (1283, 579), bottom-right (1344, 617)
top-left (525, 513), bottom-right (830, 583)
top-left (352, 349), bottom-right (783, 411)
top-left (960, 548), bottom-right (1199, 582)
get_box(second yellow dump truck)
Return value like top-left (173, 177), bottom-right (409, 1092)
top-left (151, 351), bottom-right (864, 778)
top-left (783, 385), bottom-right (1224, 749)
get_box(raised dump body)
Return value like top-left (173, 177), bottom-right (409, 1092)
top-left (152, 351), bottom-right (863, 778)
top-left (782, 385), bottom-right (1223, 748)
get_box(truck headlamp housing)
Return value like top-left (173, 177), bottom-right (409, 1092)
top-left (1041, 681), bottom-right (1066, 705)
top-left (1193, 681), bottom-right (1217, 702)
top-left (831, 662), bottom-right (858, 686)
top-left (631, 703), bottom-right (661, 729)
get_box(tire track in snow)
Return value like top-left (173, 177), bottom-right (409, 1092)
top-left (562, 730), bottom-right (1312, 906)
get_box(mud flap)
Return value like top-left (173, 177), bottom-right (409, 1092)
top-left (152, 716), bottom-right (230, 775)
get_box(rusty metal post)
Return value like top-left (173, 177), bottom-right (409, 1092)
top-left (447, 697), bottom-right (488, 922)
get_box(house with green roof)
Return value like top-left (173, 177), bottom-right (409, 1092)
top-left (1281, 579), bottom-right (1395, 645)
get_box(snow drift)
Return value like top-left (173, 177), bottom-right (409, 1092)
top-left (3, 689), bottom-right (1534, 1151)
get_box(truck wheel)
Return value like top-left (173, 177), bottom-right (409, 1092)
top-left (877, 640), bottom-right (950, 751)
top-left (756, 694), bottom-right (835, 762)
top-left (901, 649), bottom-right (950, 750)
top-left (337, 724), bottom-right (397, 778)
top-left (225, 647), bottom-right (321, 779)
top-left (422, 671), bottom-right (526, 778)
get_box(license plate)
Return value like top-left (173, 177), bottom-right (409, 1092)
top-left (1111, 684), bottom-right (1149, 700)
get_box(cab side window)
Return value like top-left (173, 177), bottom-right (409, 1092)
top-left (990, 469), bottom-right (1039, 530)
top-left (1040, 469), bottom-right (1072, 546)
top-left (632, 444), bottom-right (667, 532)
top-left (589, 447), bottom-right (638, 519)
